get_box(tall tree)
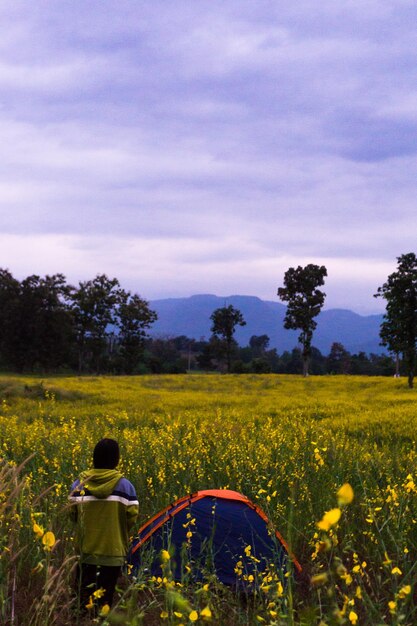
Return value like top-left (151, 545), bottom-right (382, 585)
top-left (70, 274), bottom-right (124, 372)
top-left (116, 292), bottom-right (158, 374)
top-left (249, 334), bottom-right (270, 356)
top-left (20, 274), bottom-right (74, 371)
top-left (277, 264), bottom-right (327, 376)
top-left (0, 269), bottom-right (22, 369)
top-left (375, 252), bottom-right (417, 388)
top-left (0, 271), bottom-right (74, 371)
top-left (327, 342), bottom-right (351, 375)
top-left (210, 305), bottom-right (246, 372)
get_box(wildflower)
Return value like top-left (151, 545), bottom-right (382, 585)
top-left (161, 549), bottom-right (171, 563)
top-left (31, 561), bottom-right (44, 575)
top-left (174, 612), bottom-right (183, 618)
top-left (388, 600), bottom-right (397, 614)
top-left (244, 545), bottom-right (252, 556)
top-left (337, 483), bottom-right (354, 506)
top-left (160, 610), bottom-right (169, 619)
top-left (189, 610), bottom-right (199, 621)
top-left (317, 508), bottom-right (342, 531)
top-left (200, 605), bottom-right (212, 620)
top-left (42, 531), bottom-right (56, 551)
top-left (99, 604), bottom-right (110, 617)
top-left (391, 567), bottom-right (402, 576)
top-left (398, 584), bottom-right (411, 599)
top-left (93, 587), bottom-right (105, 599)
top-left (33, 522), bottom-right (44, 538)
top-left (349, 610), bottom-right (358, 624)
top-left (311, 572), bottom-right (329, 586)
top-left (85, 596), bottom-right (95, 610)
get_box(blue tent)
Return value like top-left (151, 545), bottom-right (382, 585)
top-left (128, 489), bottom-right (301, 586)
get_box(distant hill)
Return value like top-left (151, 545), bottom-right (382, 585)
top-left (149, 295), bottom-right (386, 355)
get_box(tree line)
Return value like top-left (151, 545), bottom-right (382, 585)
top-left (0, 252), bottom-right (416, 384)
top-left (147, 334), bottom-right (396, 376)
top-left (207, 254), bottom-right (417, 386)
top-left (0, 270), bottom-right (156, 374)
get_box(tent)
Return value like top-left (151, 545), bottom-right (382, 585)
top-left (128, 489), bottom-right (302, 586)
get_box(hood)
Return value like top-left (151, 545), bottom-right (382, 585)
top-left (79, 468), bottom-right (123, 499)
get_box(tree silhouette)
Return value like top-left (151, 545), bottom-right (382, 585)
top-left (278, 264), bottom-right (327, 376)
top-left (210, 305), bottom-right (246, 372)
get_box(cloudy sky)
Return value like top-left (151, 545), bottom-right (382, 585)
top-left (1, 0), bottom-right (416, 314)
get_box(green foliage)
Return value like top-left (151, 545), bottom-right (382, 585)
top-left (278, 264), bottom-right (327, 376)
top-left (375, 252), bottom-right (417, 388)
top-left (0, 269), bottom-right (158, 375)
top-left (117, 294), bottom-right (158, 374)
top-left (210, 305), bottom-right (246, 372)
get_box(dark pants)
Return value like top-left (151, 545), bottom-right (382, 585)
top-left (75, 563), bottom-right (122, 613)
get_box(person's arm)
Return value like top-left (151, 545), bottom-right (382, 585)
top-left (127, 503), bottom-right (139, 531)
top-left (122, 479), bottom-right (139, 531)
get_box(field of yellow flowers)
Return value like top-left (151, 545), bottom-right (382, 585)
top-left (1, 374), bottom-right (417, 625)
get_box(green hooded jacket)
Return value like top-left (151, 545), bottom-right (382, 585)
top-left (70, 468), bottom-right (139, 566)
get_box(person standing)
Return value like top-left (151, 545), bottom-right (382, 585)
top-left (69, 438), bottom-right (139, 613)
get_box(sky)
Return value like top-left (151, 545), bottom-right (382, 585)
top-left (1, 1), bottom-right (416, 314)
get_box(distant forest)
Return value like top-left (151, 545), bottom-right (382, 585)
top-left (0, 269), bottom-right (397, 376)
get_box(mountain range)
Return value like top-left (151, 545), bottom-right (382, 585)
top-left (149, 295), bottom-right (386, 355)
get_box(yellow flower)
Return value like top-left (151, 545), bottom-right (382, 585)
top-left (398, 585), bottom-right (411, 599)
top-left (189, 610), bottom-right (199, 622)
top-left (85, 596), bottom-right (94, 610)
top-left (391, 567), bottom-right (402, 576)
top-left (99, 604), bottom-right (110, 617)
top-left (200, 605), bottom-right (212, 620)
top-left (317, 508), bottom-right (342, 531)
top-left (161, 549), bottom-right (171, 563)
top-left (42, 531), bottom-right (56, 551)
top-left (93, 587), bottom-right (105, 599)
top-left (33, 522), bottom-right (44, 539)
top-left (311, 572), bottom-right (328, 586)
top-left (348, 610), bottom-right (358, 624)
top-left (244, 545), bottom-right (252, 556)
top-left (160, 610), bottom-right (169, 619)
top-left (388, 600), bottom-right (397, 614)
top-left (337, 483), bottom-right (354, 506)
top-left (31, 561), bottom-right (44, 575)
top-left (174, 611), bottom-right (183, 618)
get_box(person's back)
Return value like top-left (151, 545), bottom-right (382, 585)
top-left (69, 438), bottom-right (138, 613)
